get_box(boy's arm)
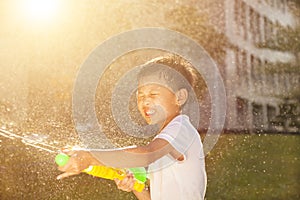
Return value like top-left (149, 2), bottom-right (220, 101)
top-left (57, 138), bottom-right (180, 179)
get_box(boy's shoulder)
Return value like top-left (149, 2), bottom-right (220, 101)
top-left (159, 114), bottom-right (195, 136)
top-left (165, 114), bottom-right (190, 128)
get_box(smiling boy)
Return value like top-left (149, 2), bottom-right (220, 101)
top-left (57, 54), bottom-right (207, 200)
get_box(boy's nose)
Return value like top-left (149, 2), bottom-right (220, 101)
top-left (143, 100), bottom-right (150, 106)
top-left (142, 97), bottom-right (151, 106)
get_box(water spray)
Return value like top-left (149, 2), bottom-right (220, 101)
top-left (0, 128), bottom-right (59, 153)
top-left (1, 128), bottom-right (147, 192)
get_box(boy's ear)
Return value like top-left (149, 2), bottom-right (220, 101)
top-left (175, 88), bottom-right (188, 106)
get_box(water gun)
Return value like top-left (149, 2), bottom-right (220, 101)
top-left (55, 153), bottom-right (147, 192)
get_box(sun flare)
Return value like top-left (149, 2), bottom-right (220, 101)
top-left (21, 0), bottom-right (61, 24)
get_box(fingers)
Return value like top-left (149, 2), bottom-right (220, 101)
top-left (60, 151), bottom-right (92, 170)
top-left (114, 173), bottom-right (135, 192)
top-left (58, 156), bottom-right (78, 172)
top-left (57, 171), bottom-right (80, 180)
top-left (60, 146), bottom-right (75, 156)
top-left (56, 150), bottom-right (91, 180)
top-left (56, 156), bottom-right (83, 180)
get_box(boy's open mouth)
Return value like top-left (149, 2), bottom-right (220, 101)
top-left (144, 109), bottom-right (155, 117)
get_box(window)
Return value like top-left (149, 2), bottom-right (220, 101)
top-left (235, 50), bottom-right (241, 77)
top-left (241, 51), bottom-right (247, 76)
top-left (282, 0), bottom-right (287, 13)
top-left (235, 0), bottom-right (241, 34)
top-left (252, 103), bottom-right (264, 131)
top-left (249, 7), bottom-right (255, 42)
top-left (240, 1), bottom-right (247, 40)
top-left (264, 17), bottom-right (273, 42)
top-left (236, 97), bottom-right (248, 127)
top-left (267, 105), bottom-right (276, 128)
top-left (255, 12), bottom-right (261, 44)
top-left (250, 54), bottom-right (255, 79)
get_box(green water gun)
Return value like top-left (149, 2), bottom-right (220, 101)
top-left (55, 153), bottom-right (147, 192)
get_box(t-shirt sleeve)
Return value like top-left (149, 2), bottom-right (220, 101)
top-left (154, 121), bottom-right (196, 155)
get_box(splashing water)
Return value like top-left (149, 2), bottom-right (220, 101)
top-left (0, 128), bottom-right (59, 153)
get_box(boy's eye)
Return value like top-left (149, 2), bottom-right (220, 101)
top-left (138, 94), bottom-right (144, 99)
top-left (137, 93), bottom-right (158, 100)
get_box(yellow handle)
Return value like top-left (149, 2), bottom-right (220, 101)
top-left (83, 166), bottom-right (145, 192)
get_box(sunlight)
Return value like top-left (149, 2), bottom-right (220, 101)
top-left (21, 0), bottom-right (61, 24)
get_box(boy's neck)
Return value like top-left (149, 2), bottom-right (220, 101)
top-left (158, 113), bottom-right (182, 132)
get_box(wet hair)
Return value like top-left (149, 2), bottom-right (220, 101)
top-left (137, 54), bottom-right (198, 92)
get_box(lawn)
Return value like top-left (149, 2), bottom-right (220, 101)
top-left (1, 133), bottom-right (299, 199)
top-left (205, 133), bottom-right (300, 200)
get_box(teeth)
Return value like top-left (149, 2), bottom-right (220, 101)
top-left (146, 110), bottom-right (155, 115)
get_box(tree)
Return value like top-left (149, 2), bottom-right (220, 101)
top-left (165, 5), bottom-right (230, 65)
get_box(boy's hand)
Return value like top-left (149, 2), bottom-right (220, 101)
top-left (114, 172), bottom-right (135, 192)
top-left (56, 150), bottom-right (95, 180)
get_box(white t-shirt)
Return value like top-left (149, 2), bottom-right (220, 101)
top-left (148, 115), bottom-right (207, 200)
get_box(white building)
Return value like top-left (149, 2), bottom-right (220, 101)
top-left (223, 0), bottom-right (297, 132)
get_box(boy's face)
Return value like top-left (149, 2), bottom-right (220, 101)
top-left (137, 78), bottom-right (181, 127)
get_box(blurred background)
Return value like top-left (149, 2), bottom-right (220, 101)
top-left (0, 0), bottom-right (299, 199)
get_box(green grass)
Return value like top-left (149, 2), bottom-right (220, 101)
top-left (1, 133), bottom-right (299, 199)
top-left (205, 134), bottom-right (300, 200)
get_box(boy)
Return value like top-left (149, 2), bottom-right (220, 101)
top-left (57, 54), bottom-right (207, 200)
